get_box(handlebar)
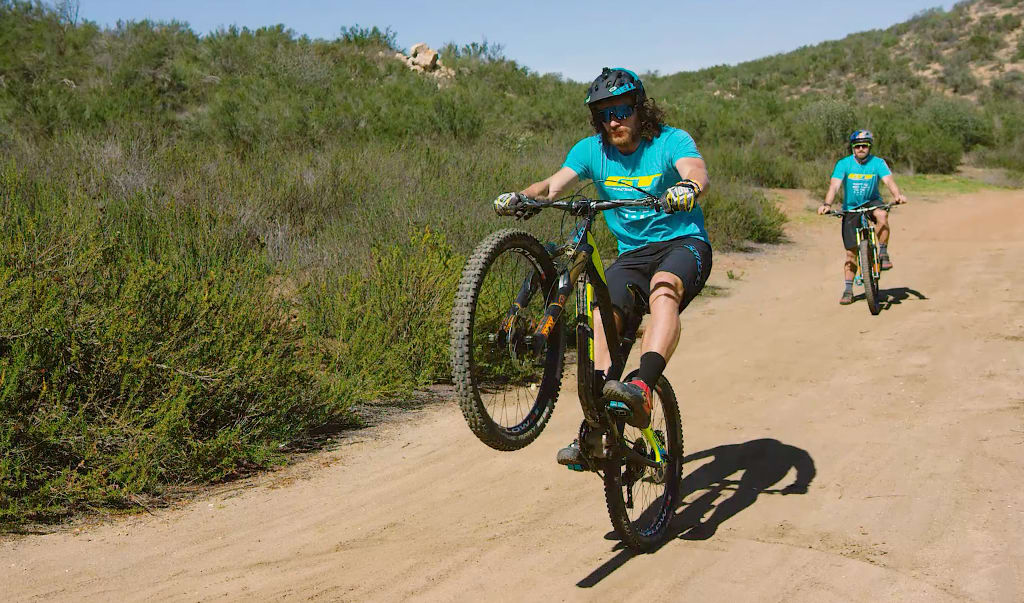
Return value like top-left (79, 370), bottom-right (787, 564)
top-left (519, 195), bottom-right (660, 216)
top-left (823, 203), bottom-right (895, 218)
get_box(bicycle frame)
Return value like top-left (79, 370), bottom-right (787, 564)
top-left (843, 204), bottom-right (892, 282)
top-left (515, 201), bottom-right (664, 470)
top-left (851, 208), bottom-right (885, 281)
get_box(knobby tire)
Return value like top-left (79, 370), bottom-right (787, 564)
top-left (450, 229), bottom-right (565, 451)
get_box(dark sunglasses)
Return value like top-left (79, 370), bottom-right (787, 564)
top-left (596, 103), bottom-right (635, 123)
top-left (852, 143), bottom-right (871, 149)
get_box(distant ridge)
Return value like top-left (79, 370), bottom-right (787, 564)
top-left (660, 0), bottom-right (1023, 102)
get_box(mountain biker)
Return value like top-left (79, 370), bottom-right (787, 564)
top-left (817, 130), bottom-right (907, 305)
top-left (492, 67), bottom-right (712, 467)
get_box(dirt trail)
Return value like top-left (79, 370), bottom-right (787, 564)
top-left (3, 188), bottom-right (1023, 602)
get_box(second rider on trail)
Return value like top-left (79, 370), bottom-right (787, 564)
top-left (493, 67), bottom-right (712, 466)
top-left (818, 130), bottom-right (907, 305)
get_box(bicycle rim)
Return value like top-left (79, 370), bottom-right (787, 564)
top-left (450, 229), bottom-right (564, 451)
top-left (603, 374), bottom-right (683, 552)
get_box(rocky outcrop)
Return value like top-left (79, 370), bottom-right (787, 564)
top-left (393, 43), bottom-right (455, 81)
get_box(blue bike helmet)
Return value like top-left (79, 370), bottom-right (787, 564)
top-left (585, 67), bottom-right (646, 105)
top-left (849, 129), bottom-right (874, 147)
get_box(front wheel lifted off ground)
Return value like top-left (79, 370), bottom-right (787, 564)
top-left (450, 229), bottom-right (565, 451)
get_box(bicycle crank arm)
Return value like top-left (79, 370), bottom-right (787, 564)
top-left (617, 440), bottom-right (665, 471)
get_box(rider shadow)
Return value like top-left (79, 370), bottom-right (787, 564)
top-left (851, 286), bottom-right (927, 312)
top-left (577, 438), bottom-right (815, 588)
top-left (880, 286), bottom-right (927, 310)
top-left (673, 438), bottom-right (816, 540)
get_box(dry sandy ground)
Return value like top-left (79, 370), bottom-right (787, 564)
top-left (2, 188), bottom-right (1022, 602)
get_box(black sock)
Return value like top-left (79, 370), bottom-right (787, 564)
top-left (637, 352), bottom-right (666, 390)
top-left (844, 279), bottom-right (853, 292)
top-left (879, 243), bottom-right (888, 255)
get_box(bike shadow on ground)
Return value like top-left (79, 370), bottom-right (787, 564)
top-left (851, 286), bottom-right (927, 311)
top-left (577, 438), bottom-right (816, 588)
top-left (880, 286), bottom-right (927, 310)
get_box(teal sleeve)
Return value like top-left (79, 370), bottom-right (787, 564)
top-left (665, 129), bottom-right (701, 160)
top-left (562, 138), bottom-right (593, 181)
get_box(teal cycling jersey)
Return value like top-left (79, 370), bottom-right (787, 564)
top-left (562, 126), bottom-right (709, 255)
top-left (831, 154), bottom-right (892, 210)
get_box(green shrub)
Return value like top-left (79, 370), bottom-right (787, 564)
top-left (701, 182), bottom-right (788, 249)
top-left (941, 57), bottom-right (978, 93)
top-left (964, 31), bottom-right (1002, 61)
top-left (791, 98), bottom-right (858, 159)
top-left (997, 14), bottom-right (1021, 32)
top-left (874, 62), bottom-right (917, 87)
top-left (989, 71), bottom-right (1024, 100)
top-left (917, 96), bottom-right (993, 148)
top-left (0, 165), bottom-right (340, 522)
top-left (704, 142), bottom-right (809, 189)
top-left (339, 25), bottom-right (398, 50)
top-left (302, 229), bottom-right (462, 401)
top-left (975, 99), bottom-right (1024, 172)
top-left (904, 129), bottom-right (964, 173)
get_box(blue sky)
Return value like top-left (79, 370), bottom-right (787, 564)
top-left (77, 1), bottom-right (958, 81)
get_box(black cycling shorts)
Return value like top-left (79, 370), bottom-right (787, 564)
top-left (842, 199), bottom-right (886, 250)
top-left (603, 236), bottom-right (712, 324)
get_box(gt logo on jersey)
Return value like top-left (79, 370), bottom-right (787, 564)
top-left (848, 174), bottom-right (875, 180)
top-left (603, 173), bottom-right (662, 188)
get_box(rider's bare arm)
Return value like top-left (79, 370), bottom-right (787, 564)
top-left (819, 177), bottom-right (843, 214)
top-left (674, 157), bottom-right (709, 192)
top-left (882, 174), bottom-right (907, 204)
top-left (521, 167), bottom-right (579, 201)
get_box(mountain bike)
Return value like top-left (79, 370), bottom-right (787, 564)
top-left (827, 204), bottom-right (893, 315)
top-left (450, 192), bottom-right (683, 553)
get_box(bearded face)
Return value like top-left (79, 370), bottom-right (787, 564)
top-left (592, 95), bottom-right (642, 153)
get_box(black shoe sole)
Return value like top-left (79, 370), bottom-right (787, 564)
top-left (606, 401), bottom-right (650, 429)
top-left (603, 383), bottom-right (652, 429)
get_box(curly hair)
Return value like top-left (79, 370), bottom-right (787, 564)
top-left (590, 94), bottom-right (666, 145)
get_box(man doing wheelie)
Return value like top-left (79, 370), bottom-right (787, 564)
top-left (493, 67), bottom-right (712, 466)
top-left (817, 130), bottom-right (907, 305)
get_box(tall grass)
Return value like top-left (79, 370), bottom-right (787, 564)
top-left (0, 161), bottom-right (341, 521)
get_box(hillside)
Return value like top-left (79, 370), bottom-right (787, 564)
top-left (650, 0), bottom-right (1024, 179)
top-left (669, 0), bottom-right (1024, 99)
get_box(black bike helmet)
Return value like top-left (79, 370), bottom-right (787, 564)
top-left (849, 129), bottom-right (874, 147)
top-left (584, 67), bottom-right (646, 105)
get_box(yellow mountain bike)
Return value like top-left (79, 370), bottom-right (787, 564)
top-left (828, 203), bottom-right (893, 315)
top-left (450, 191), bottom-right (682, 552)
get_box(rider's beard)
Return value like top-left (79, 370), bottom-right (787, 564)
top-left (608, 125), bottom-right (637, 148)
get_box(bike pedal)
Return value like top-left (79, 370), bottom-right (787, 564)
top-left (607, 400), bottom-right (631, 418)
